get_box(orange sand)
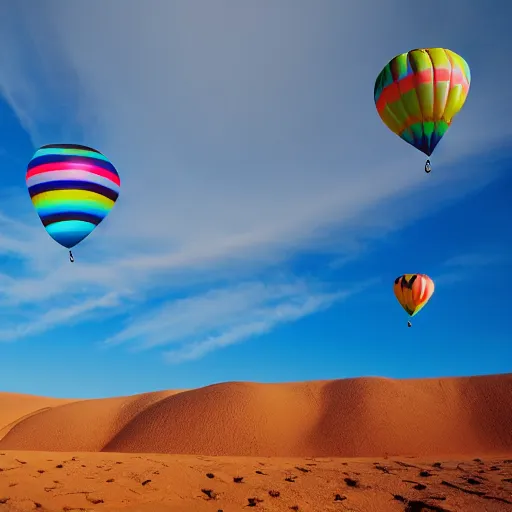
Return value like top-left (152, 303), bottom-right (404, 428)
top-left (0, 374), bottom-right (511, 510)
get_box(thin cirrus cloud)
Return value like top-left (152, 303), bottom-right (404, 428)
top-left (433, 252), bottom-right (508, 286)
top-left (0, 293), bottom-right (121, 343)
top-left (105, 279), bottom-right (369, 363)
top-left (163, 295), bottom-right (341, 364)
top-left (0, 1), bottom-right (510, 358)
top-left (443, 253), bottom-right (507, 269)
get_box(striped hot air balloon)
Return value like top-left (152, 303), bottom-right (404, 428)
top-left (393, 274), bottom-right (435, 327)
top-left (26, 144), bottom-right (120, 262)
top-left (374, 48), bottom-right (471, 173)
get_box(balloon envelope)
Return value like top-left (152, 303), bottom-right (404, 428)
top-left (374, 48), bottom-right (471, 157)
top-left (26, 144), bottom-right (120, 249)
top-left (393, 274), bottom-right (434, 317)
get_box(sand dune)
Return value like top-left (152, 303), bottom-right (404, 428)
top-left (0, 393), bottom-right (74, 442)
top-left (1, 374), bottom-right (511, 458)
top-left (1, 375), bottom-right (511, 511)
top-left (0, 390), bottom-right (184, 452)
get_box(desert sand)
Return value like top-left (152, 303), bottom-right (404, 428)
top-left (0, 374), bottom-right (511, 511)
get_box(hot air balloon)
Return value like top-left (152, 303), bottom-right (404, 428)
top-left (393, 274), bottom-right (434, 327)
top-left (26, 144), bottom-right (120, 262)
top-left (374, 48), bottom-right (471, 174)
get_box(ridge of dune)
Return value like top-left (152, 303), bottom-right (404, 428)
top-left (0, 407), bottom-right (53, 442)
top-left (1, 374), bottom-right (511, 457)
top-left (0, 389), bottom-right (186, 452)
top-left (0, 392), bottom-right (76, 441)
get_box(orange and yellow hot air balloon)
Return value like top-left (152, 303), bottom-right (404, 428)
top-left (374, 48), bottom-right (471, 174)
top-left (393, 274), bottom-right (435, 327)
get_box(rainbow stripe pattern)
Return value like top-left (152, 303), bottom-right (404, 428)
top-left (26, 144), bottom-right (120, 249)
top-left (374, 48), bottom-right (471, 156)
top-left (393, 274), bottom-right (435, 317)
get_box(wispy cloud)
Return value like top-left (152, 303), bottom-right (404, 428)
top-left (164, 294), bottom-right (334, 363)
top-left (0, 1), bottom-right (509, 360)
top-left (0, 293), bottom-right (120, 343)
top-left (443, 253), bottom-right (507, 269)
top-left (104, 278), bottom-right (370, 363)
top-left (435, 252), bottom-right (508, 285)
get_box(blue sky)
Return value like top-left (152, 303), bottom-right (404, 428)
top-left (0, 1), bottom-right (510, 399)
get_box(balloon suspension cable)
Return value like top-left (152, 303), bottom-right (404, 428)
top-left (424, 159), bottom-right (432, 174)
top-left (407, 321), bottom-right (412, 328)
top-left (69, 250), bottom-right (75, 263)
